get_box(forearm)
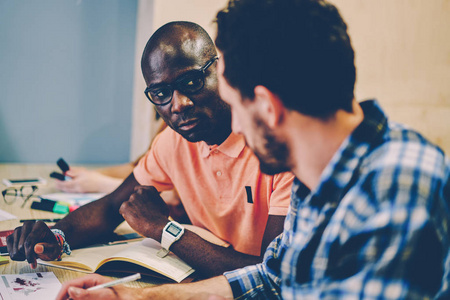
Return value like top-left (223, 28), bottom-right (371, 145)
top-left (54, 173), bottom-right (139, 249)
top-left (142, 275), bottom-right (233, 299)
top-left (53, 197), bottom-right (124, 249)
top-left (150, 215), bottom-right (285, 278)
top-left (171, 230), bottom-right (262, 278)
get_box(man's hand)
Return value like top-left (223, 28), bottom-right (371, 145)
top-left (6, 221), bottom-right (61, 269)
top-left (56, 274), bottom-right (230, 300)
top-left (56, 274), bottom-right (136, 300)
top-left (54, 167), bottom-right (122, 194)
top-left (119, 186), bottom-right (170, 240)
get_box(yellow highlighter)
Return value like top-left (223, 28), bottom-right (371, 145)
top-left (0, 256), bottom-right (9, 265)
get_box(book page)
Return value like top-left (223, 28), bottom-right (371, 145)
top-left (100, 238), bottom-right (194, 283)
top-left (38, 239), bottom-right (194, 282)
top-left (39, 192), bottom-right (105, 206)
top-left (38, 242), bottom-right (130, 273)
top-left (0, 272), bottom-right (61, 300)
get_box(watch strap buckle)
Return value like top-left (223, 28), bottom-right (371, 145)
top-left (156, 248), bottom-right (169, 258)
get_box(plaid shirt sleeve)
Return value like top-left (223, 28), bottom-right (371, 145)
top-left (224, 235), bottom-right (284, 299)
top-left (286, 192), bottom-right (449, 299)
top-left (281, 138), bottom-right (450, 299)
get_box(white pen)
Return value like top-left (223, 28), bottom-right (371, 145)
top-left (87, 273), bottom-right (141, 291)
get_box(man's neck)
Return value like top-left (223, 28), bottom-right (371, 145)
top-left (204, 127), bottom-right (232, 146)
top-left (288, 101), bottom-right (364, 191)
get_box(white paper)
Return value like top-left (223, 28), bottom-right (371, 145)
top-left (39, 193), bottom-right (105, 206)
top-left (0, 272), bottom-right (61, 300)
top-left (0, 209), bottom-right (16, 221)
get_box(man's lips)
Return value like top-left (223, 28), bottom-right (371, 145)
top-left (177, 119), bottom-right (200, 131)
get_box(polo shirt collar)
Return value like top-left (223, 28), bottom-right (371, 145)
top-left (200, 132), bottom-right (246, 158)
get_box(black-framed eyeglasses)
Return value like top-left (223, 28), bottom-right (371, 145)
top-left (2, 185), bottom-right (39, 208)
top-left (144, 56), bottom-right (219, 106)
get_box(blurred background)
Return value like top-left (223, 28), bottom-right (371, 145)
top-left (1, 0), bottom-right (449, 165)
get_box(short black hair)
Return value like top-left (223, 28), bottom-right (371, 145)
top-left (141, 21), bottom-right (216, 77)
top-left (215, 0), bottom-right (356, 118)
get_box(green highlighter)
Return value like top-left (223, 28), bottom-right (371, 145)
top-left (30, 199), bottom-right (69, 214)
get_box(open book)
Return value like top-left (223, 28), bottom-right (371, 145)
top-left (38, 238), bottom-right (194, 283)
top-left (37, 225), bottom-right (229, 283)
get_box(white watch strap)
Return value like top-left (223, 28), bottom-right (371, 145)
top-left (159, 221), bottom-right (184, 258)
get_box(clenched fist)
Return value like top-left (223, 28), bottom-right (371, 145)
top-left (119, 186), bottom-right (170, 240)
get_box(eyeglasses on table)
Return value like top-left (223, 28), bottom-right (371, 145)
top-left (2, 185), bottom-right (40, 208)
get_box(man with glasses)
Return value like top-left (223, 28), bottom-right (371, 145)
top-left (7, 21), bottom-right (293, 278)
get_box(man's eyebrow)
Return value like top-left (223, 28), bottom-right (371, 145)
top-left (148, 69), bottom-right (200, 89)
top-left (147, 82), bottom-right (166, 89)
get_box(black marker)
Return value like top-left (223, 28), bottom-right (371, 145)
top-left (49, 157), bottom-right (70, 181)
top-left (57, 157), bottom-right (70, 173)
top-left (49, 172), bottom-right (65, 180)
top-left (19, 218), bottom-right (62, 223)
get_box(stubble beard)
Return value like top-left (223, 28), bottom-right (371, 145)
top-left (252, 116), bottom-right (291, 176)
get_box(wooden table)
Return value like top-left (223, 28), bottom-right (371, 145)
top-left (0, 163), bottom-right (158, 288)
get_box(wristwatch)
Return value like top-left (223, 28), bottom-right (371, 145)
top-left (157, 221), bottom-right (185, 258)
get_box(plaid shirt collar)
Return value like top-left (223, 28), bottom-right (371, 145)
top-left (292, 99), bottom-right (387, 208)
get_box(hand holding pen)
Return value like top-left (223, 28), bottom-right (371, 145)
top-left (55, 273), bottom-right (141, 300)
top-left (50, 158), bottom-right (101, 193)
top-left (54, 167), bottom-right (114, 193)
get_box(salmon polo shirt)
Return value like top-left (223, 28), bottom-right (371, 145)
top-left (134, 127), bottom-right (294, 256)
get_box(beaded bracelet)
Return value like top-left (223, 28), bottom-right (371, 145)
top-left (51, 229), bottom-right (72, 260)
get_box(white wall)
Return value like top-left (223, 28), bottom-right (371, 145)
top-left (332, 0), bottom-right (450, 154)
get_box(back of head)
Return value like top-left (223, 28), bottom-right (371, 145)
top-left (141, 21), bottom-right (216, 79)
top-left (215, 0), bottom-right (356, 118)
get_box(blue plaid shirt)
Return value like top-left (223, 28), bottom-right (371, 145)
top-left (225, 100), bottom-right (450, 299)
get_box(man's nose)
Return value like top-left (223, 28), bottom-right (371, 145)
top-left (171, 90), bottom-right (194, 114)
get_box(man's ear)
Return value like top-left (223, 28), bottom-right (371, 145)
top-left (254, 85), bottom-right (285, 129)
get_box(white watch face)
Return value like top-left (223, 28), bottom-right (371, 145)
top-left (166, 223), bottom-right (183, 237)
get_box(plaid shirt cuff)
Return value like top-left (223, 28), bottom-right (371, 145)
top-left (224, 263), bottom-right (282, 299)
